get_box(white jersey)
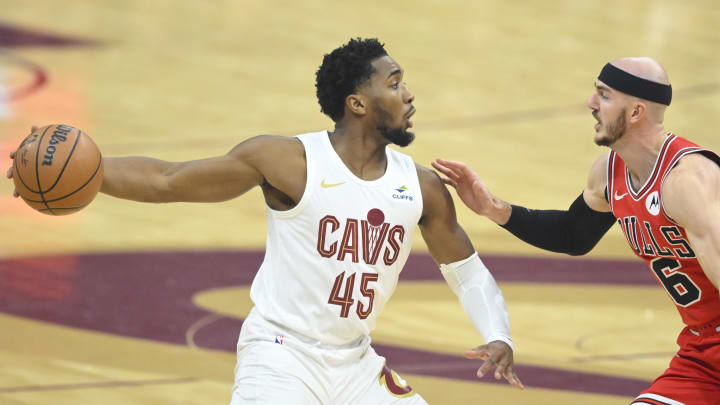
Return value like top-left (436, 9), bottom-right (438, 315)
top-left (248, 131), bottom-right (423, 346)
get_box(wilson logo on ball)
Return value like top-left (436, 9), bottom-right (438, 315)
top-left (41, 124), bottom-right (73, 166)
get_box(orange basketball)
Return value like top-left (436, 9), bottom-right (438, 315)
top-left (12, 124), bottom-right (104, 216)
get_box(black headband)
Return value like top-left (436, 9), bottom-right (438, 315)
top-left (597, 63), bottom-right (672, 106)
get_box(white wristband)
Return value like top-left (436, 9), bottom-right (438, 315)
top-left (440, 252), bottom-right (514, 350)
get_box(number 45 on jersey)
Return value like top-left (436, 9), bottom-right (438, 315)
top-left (328, 272), bottom-right (379, 319)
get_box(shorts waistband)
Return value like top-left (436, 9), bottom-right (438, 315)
top-left (268, 318), bottom-right (369, 351)
top-left (687, 317), bottom-right (720, 337)
top-left (241, 308), bottom-right (370, 351)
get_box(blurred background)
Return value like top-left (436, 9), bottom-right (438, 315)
top-left (1, 1), bottom-right (719, 404)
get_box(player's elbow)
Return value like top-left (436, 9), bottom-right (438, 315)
top-left (155, 168), bottom-right (183, 202)
top-left (566, 247), bottom-right (591, 256)
top-left (565, 237), bottom-right (597, 256)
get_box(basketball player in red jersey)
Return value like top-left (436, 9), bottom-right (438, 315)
top-left (433, 58), bottom-right (720, 404)
top-left (7, 38), bottom-right (522, 404)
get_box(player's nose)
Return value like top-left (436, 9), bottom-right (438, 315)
top-left (587, 93), bottom-right (598, 111)
top-left (404, 86), bottom-right (415, 104)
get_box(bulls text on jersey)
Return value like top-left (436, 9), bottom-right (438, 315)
top-left (617, 216), bottom-right (696, 259)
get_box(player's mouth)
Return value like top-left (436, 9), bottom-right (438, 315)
top-left (592, 112), bottom-right (601, 132)
top-left (405, 107), bottom-right (416, 128)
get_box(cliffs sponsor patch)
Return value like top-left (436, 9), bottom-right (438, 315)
top-left (392, 185), bottom-right (413, 201)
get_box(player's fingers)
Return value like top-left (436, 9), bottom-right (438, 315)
top-left (31, 125), bottom-right (38, 132)
top-left (13, 189), bottom-right (19, 198)
top-left (9, 150), bottom-right (15, 159)
top-left (438, 176), bottom-right (458, 189)
top-left (464, 346), bottom-right (490, 360)
top-left (439, 162), bottom-right (470, 179)
top-left (6, 166), bottom-right (13, 179)
top-left (435, 158), bottom-right (466, 168)
top-left (506, 367), bottom-right (524, 390)
top-left (434, 172), bottom-right (455, 185)
top-left (437, 158), bottom-right (475, 176)
top-left (476, 354), bottom-right (499, 378)
top-left (494, 356), bottom-right (512, 380)
top-left (434, 158), bottom-right (467, 173)
top-left (431, 161), bottom-right (460, 180)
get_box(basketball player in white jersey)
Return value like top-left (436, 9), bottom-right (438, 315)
top-left (7, 38), bottom-right (522, 404)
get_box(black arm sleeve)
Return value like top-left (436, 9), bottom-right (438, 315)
top-left (500, 193), bottom-right (616, 256)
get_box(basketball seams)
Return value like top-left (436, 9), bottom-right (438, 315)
top-left (33, 126), bottom-right (55, 215)
top-left (38, 203), bottom-right (91, 212)
top-left (12, 151), bottom-right (39, 194)
top-left (14, 125), bottom-right (102, 216)
top-left (13, 126), bottom-right (53, 194)
top-left (21, 156), bottom-right (103, 204)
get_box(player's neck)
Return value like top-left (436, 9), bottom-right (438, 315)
top-left (328, 126), bottom-right (389, 181)
top-left (613, 126), bottom-right (668, 189)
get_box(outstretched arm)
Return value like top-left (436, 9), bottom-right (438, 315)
top-left (101, 135), bottom-right (305, 203)
top-left (101, 153), bottom-right (261, 203)
top-left (663, 153), bottom-right (720, 289)
top-left (432, 156), bottom-right (616, 255)
top-left (430, 158), bottom-right (512, 225)
top-left (416, 164), bottom-right (523, 389)
top-left (8, 128), bottom-right (305, 204)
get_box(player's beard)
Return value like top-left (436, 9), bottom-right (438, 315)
top-left (374, 105), bottom-right (415, 147)
top-left (379, 126), bottom-right (415, 147)
top-left (595, 108), bottom-right (627, 147)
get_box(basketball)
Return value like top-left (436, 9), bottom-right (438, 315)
top-left (12, 124), bottom-right (104, 216)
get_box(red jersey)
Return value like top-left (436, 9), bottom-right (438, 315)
top-left (608, 134), bottom-right (720, 329)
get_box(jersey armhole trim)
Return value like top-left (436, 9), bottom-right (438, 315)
top-left (399, 152), bottom-right (423, 225)
top-left (658, 147), bottom-right (705, 225)
top-left (266, 134), bottom-right (316, 219)
top-left (607, 151), bottom-right (615, 212)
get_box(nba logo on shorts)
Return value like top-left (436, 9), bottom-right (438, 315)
top-left (274, 336), bottom-right (284, 344)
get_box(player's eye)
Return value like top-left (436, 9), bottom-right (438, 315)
top-left (391, 82), bottom-right (399, 89)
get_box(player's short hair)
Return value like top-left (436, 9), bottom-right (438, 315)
top-left (315, 38), bottom-right (388, 122)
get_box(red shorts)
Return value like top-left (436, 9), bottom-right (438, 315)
top-left (633, 327), bottom-right (720, 405)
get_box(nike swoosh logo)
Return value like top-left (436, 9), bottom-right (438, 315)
top-left (614, 191), bottom-right (628, 200)
top-left (321, 179), bottom-right (347, 188)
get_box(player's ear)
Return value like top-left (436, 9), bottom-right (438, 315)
top-left (629, 101), bottom-right (646, 123)
top-left (346, 94), bottom-right (367, 116)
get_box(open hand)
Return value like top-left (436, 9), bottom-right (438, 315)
top-left (465, 340), bottom-right (523, 390)
top-left (431, 158), bottom-right (501, 218)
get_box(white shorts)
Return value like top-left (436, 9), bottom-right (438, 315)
top-left (230, 309), bottom-right (428, 405)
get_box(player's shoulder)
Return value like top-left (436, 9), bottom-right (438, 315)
top-left (414, 162), bottom-right (453, 213)
top-left (662, 152), bottom-right (720, 226)
top-left (414, 162), bottom-right (444, 190)
top-left (586, 153), bottom-right (610, 188)
top-left (228, 134), bottom-right (304, 161)
top-left (583, 153), bottom-right (611, 210)
top-left (231, 134), bottom-right (303, 152)
top-left (673, 151), bottom-right (720, 172)
top-left (665, 152), bottom-right (720, 189)
top-left (589, 153), bottom-right (610, 176)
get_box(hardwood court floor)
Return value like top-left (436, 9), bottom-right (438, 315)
top-left (1, 1), bottom-right (719, 404)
